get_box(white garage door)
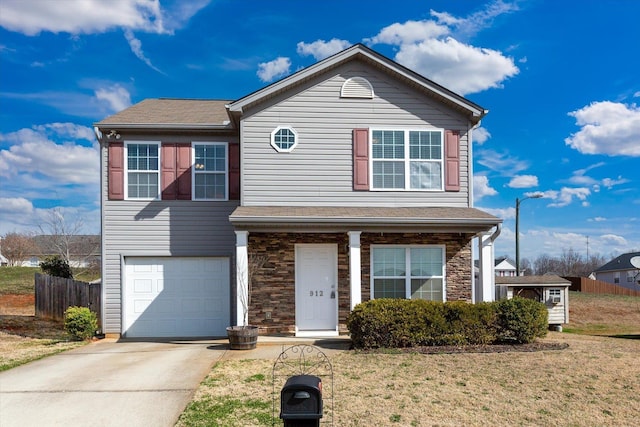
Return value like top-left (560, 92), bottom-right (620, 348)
top-left (124, 257), bottom-right (230, 338)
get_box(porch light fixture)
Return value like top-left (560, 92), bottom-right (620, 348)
top-left (107, 130), bottom-right (121, 139)
top-left (515, 193), bottom-right (543, 276)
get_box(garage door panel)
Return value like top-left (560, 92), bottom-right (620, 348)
top-left (124, 257), bottom-right (230, 337)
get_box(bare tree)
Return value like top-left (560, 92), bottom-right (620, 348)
top-left (38, 208), bottom-right (86, 264)
top-left (1, 232), bottom-right (36, 266)
top-left (533, 249), bottom-right (609, 277)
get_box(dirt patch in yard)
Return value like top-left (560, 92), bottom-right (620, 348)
top-left (0, 294), bottom-right (85, 371)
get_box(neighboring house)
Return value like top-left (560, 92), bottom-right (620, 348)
top-left (495, 256), bottom-right (517, 277)
top-left (474, 256), bottom-right (517, 278)
top-left (592, 252), bottom-right (640, 291)
top-left (17, 235), bottom-right (101, 268)
top-left (94, 44), bottom-right (502, 339)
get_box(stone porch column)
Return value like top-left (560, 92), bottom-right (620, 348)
top-left (235, 230), bottom-right (249, 326)
top-left (348, 231), bottom-right (362, 310)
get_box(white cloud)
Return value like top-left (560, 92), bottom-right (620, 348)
top-left (588, 217), bottom-right (607, 222)
top-left (600, 234), bottom-right (628, 246)
top-left (473, 175), bottom-right (498, 201)
top-left (0, 125), bottom-right (99, 184)
top-left (257, 57), bottom-right (291, 82)
top-left (0, 0), bottom-right (187, 35)
top-left (297, 39), bottom-right (352, 61)
top-left (508, 175), bottom-right (538, 188)
top-left (565, 101), bottom-right (640, 157)
top-left (394, 37), bottom-right (518, 95)
top-left (0, 197), bottom-right (33, 215)
top-left (602, 176), bottom-right (630, 189)
top-left (476, 149), bottom-right (529, 175)
top-left (123, 29), bottom-right (163, 73)
top-left (365, 3), bottom-right (519, 95)
top-left (545, 187), bottom-right (591, 208)
top-left (94, 84), bottom-right (132, 113)
top-left (473, 127), bottom-right (491, 144)
top-left (482, 206), bottom-right (515, 220)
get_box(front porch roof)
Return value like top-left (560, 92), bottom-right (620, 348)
top-left (230, 206), bottom-right (501, 233)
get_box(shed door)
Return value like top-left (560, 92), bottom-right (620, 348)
top-left (124, 257), bottom-right (230, 337)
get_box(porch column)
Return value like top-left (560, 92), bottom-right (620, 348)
top-left (348, 231), bottom-right (362, 310)
top-left (477, 232), bottom-right (496, 302)
top-left (235, 230), bottom-right (249, 326)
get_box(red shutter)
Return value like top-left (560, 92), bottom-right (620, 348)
top-left (108, 142), bottom-right (124, 200)
top-left (176, 143), bottom-right (192, 200)
top-left (228, 143), bottom-right (240, 200)
top-left (444, 130), bottom-right (460, 192)
top-left (353, 129), bottom-right (369, 190)
top-left (161, 144), bottom-right (177, 200)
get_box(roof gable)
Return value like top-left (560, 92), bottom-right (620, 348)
top-left (595, 251), bottom-right (640, 272)
top-left (228, 44), bottom-right (486, 125)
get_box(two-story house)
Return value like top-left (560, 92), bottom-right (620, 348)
top-left (94, 44), bottom-right (502, 338)
top-left (592, 251), bottom-right (640, 291)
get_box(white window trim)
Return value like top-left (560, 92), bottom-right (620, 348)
top-left (370, 244), bottom-right (446, 301)
top-left (369, 128), bottom-right (444, 191)
top-left (192, 141), bottom-right (229, 201)
top-left (124, 141), bottom-right (161, 201)
top-left (270, 126), bottom-right (298, 153)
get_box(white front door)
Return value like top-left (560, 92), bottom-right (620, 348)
top-left (295, 244), bottom-right (338, 335)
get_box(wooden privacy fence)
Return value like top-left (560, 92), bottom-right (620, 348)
top-left (564, 276), bottom-right (640, 297)
top-left (35, 273), bottom-right (101, 325)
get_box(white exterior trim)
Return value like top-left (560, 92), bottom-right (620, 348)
top-left (235, 230), bottom-right (249, 326)
top-left (192, 141), bottom-right (229, 201)
top-left (124, 140), bottom-right (161, 200)
top-left (348, 231), bottom-right (362, 310)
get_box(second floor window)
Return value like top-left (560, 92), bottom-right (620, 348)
top-left (371, 129), bottom-right (443, 190)
top-left (126, 142), bottom-right (159, 199)
top-left (193, 143), bottom-right (227, 200)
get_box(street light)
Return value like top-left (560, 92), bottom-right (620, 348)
top-left (515, 193), bottom-right (543, 276)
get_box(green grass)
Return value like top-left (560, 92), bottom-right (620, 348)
top-left (0, 266), bottom-right (100, 295)
top-left (178, 396), bottom-right (273, 427)
top-left (0, 267), bottom-right (39, 294)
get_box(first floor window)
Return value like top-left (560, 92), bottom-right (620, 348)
top-left (126, 142), bottom-right (159, 199)
top-left (193, 142), bottom-right (227, 200)
top-left (372, 246), bottom-right (445, 301)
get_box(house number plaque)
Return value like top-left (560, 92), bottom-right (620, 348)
top-left (309, 290), bottom-right (324, 297)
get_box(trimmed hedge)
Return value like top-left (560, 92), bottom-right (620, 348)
top-left (347, 297), bottom-right (548, 349)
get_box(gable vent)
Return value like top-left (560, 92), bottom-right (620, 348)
top-left (341, 77), bottom-right (374, 99)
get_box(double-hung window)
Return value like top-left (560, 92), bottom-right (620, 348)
top-left (371, 129), bottom-right (443, 190)
top-left (371, 246), bottom-right (445, 301)
top-left (126, 142), bottom-right (160, 199)
top-left (192, 142), bottom-right (228, 200)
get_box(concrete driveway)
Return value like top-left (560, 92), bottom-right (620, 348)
top-left (0, 339), bottom-right (228, 427)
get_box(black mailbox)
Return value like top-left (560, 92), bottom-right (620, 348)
top-left (280, 374), bottom-right (323, 426)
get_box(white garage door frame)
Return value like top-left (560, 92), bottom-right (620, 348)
top-left (122, 256), bottom-right (230, 338)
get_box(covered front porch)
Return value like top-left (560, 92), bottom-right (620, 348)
top-left (230, 206), bottom-right (501, 336)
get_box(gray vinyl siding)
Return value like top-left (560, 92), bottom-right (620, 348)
top-left (100, 140), bottom-right (237, 335)
top-left (240, 60), bottom-right (472, 208)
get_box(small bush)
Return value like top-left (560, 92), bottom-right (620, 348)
top-left (495, 297), bottom-right (548, 344)
top-left (64, 306), bottom-right (98, 341)
top-left (40, 255), bottom-right (73, 279)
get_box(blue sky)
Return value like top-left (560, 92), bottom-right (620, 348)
top-left (1, 0), bottom-right (639, 262)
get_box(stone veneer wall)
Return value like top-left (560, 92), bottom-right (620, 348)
top-left (247, 231), bottom-right (474, 334)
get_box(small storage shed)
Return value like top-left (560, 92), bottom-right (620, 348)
top-left (495, 275), bottom-right (570, 330)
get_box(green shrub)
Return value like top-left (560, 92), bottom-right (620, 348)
top-left (495, 297), bottom-right (548, 344)
top-left (347, 299), bottom-right (497, 349)
top-left (347, 297), bottom-right (548, 349)
top-left (64, 306), bottom-right (98, 340)
top-left (40, 255), bottom-right (73, 279)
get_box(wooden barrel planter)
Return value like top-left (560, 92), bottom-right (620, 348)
top-left (226, 325), bottom-right (259, 350)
